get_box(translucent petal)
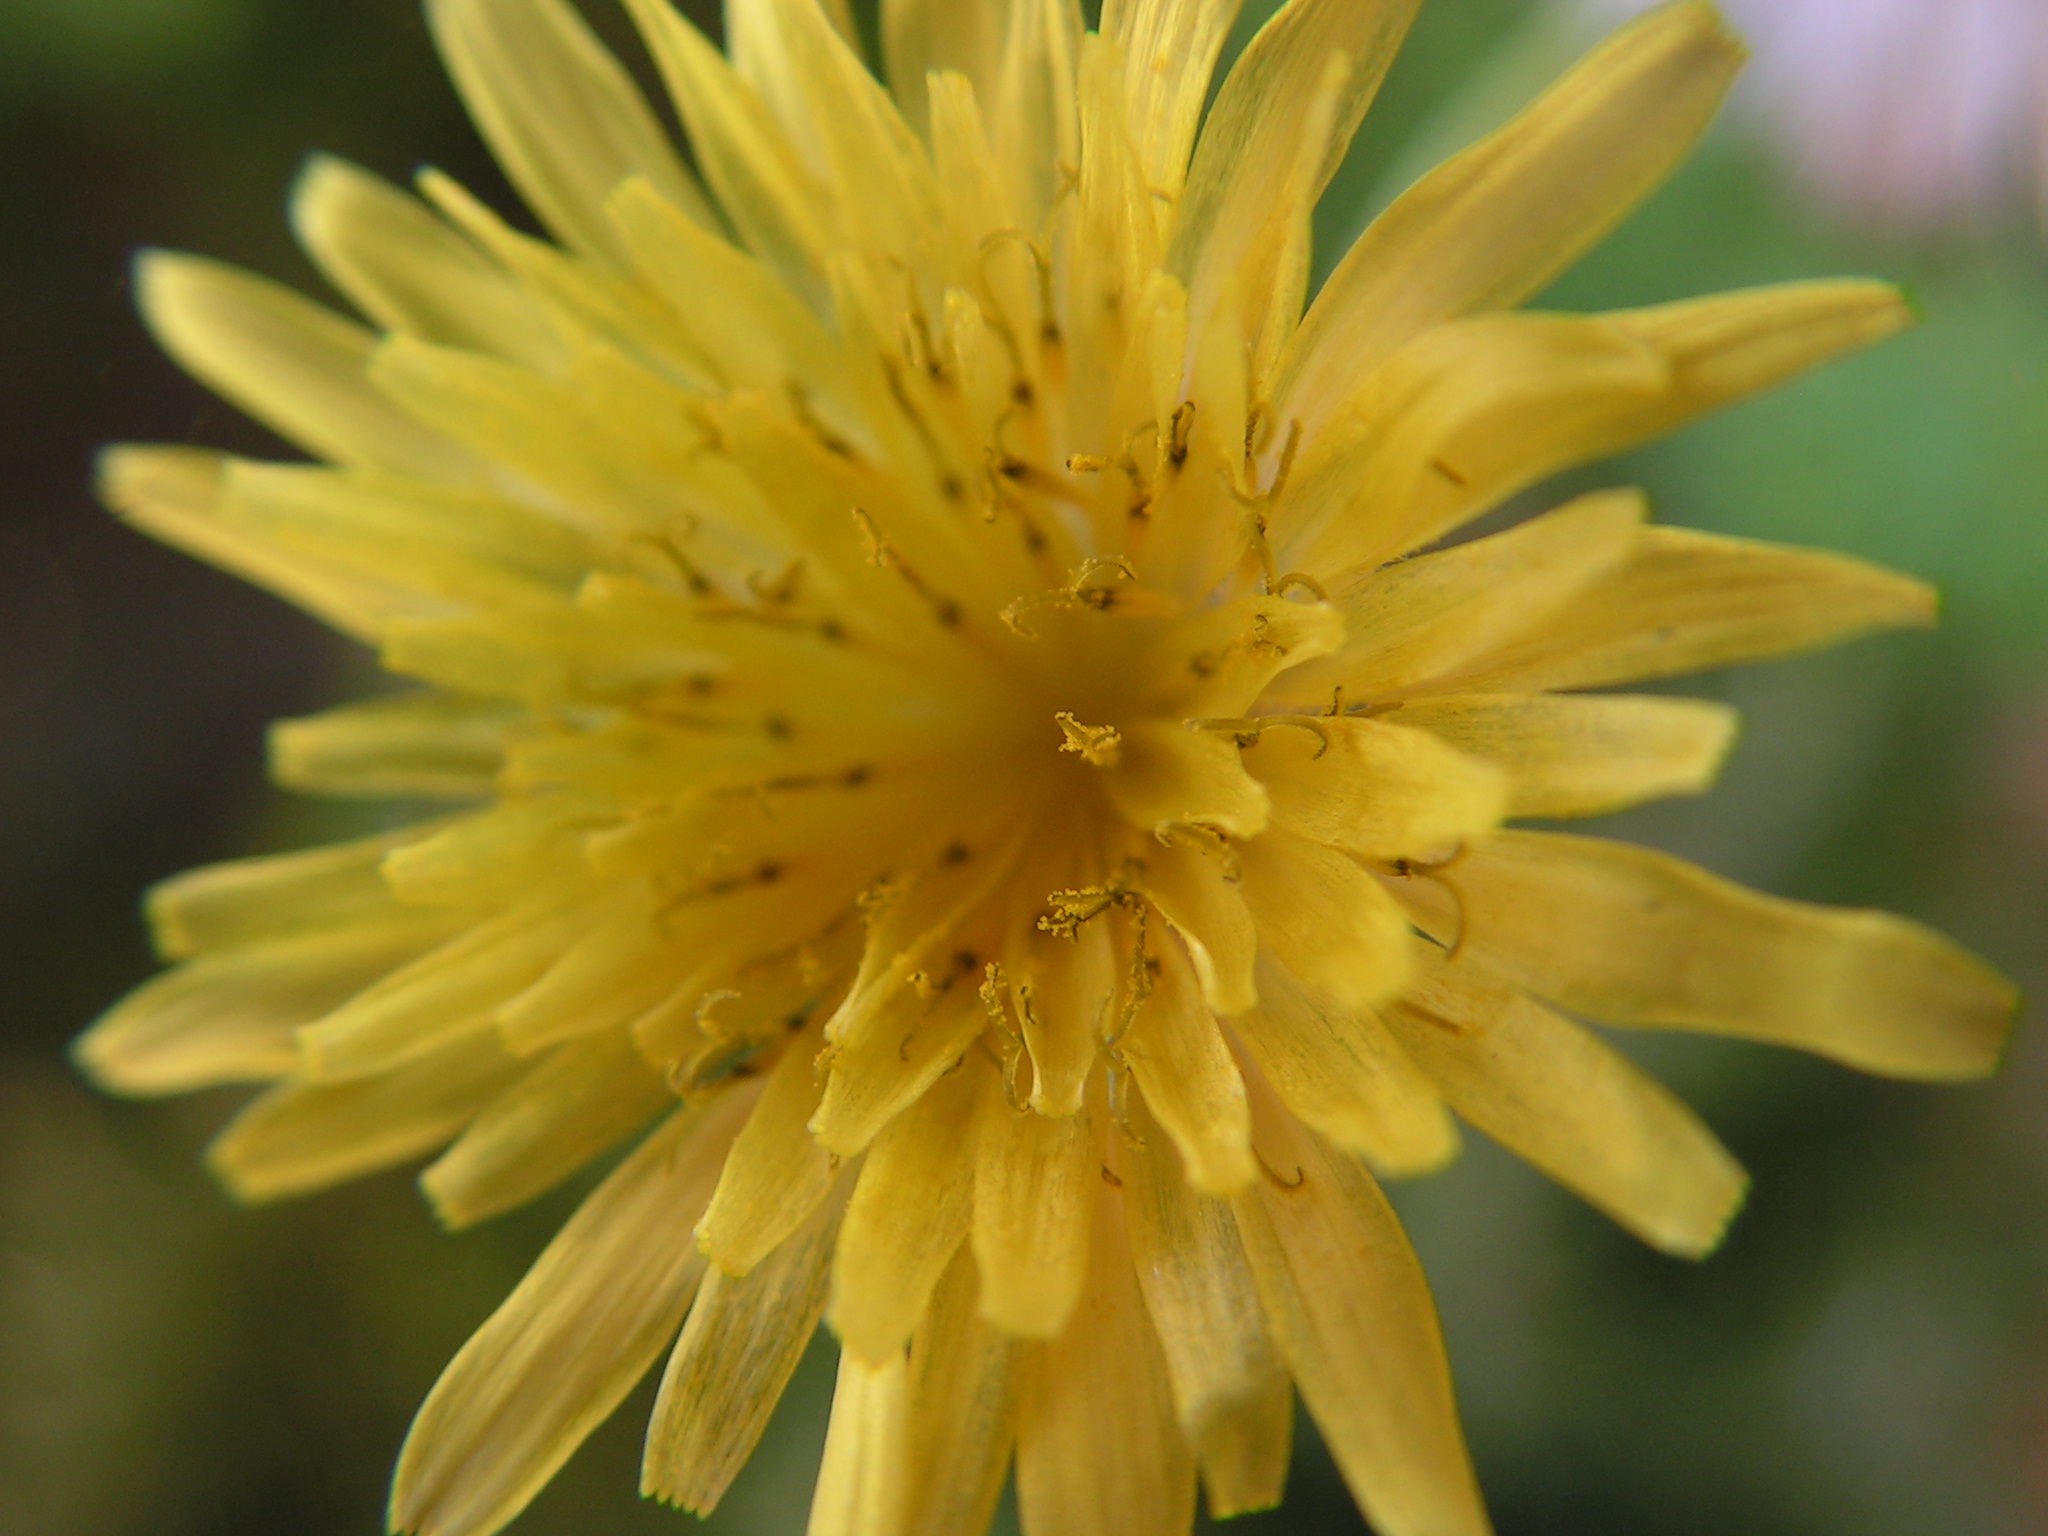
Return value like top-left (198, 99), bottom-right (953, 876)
top-left (1015, 1183), bottom-right (1196, 1536)
top-left (830, 1060), bottom-right (978, 1361)
top-left (696, 1013), bottom-right (839, 1275)
top-left (426, 0), bottom-right (714, 270)
top-left (209, 1030), bottom-right (521, 1204)
top-left (1278, 0), bottom-right (1743, 425)
top-left (1386, 693), bottom-right (1738, 818)
top-left (1444, 525), bottom-right (1937, 693)
top-left (1123, 933), bottom-right (1255, 1196)
top-left (807, 1347), bottom-right (910, 1536)
top-left (642, 1188), bottom-right (843, 1513)
top-left (1238, 826), bottom-right (1413, 1011)
top-left (1231, 954), bottom-right (1456, 1175)
top-left (1390, 961), bottom-right (1748, 1258)
top-left (971, 1075), bottom-right (1100, 1336)
top-left (900, 1251), bottom-right (1018, 1536)
top-left (421, 1032), bottom-right (676, 1229)
top-left (1439, 831), bottom-right (2017, 1080)
top-left (1140, 836), bottom-right (1258, 1015)
top-left (290, 155), bottom-right (564, 369)
top-left (1233, 1079), bottom-right (1489, 1536)
top-left (1123, 1089), bottom-right (1291, 1519)
top-left (389, 1093), bottom-right (748, 1536)
top-left (134, 254), bottom-right (472, 479)
top-left (270, 693), bottom-right (516, 801)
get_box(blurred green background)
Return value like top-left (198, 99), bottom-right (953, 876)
top-left (2, 1), bottom-right (2044, 1533)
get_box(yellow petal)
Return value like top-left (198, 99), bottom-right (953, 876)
top-left (390, 1092), bottom-right (749, 1536)
top-left (1140, 835), bottom-right (1258, 1015)
top-left (1015, 1182), bottom-right (1197, 1536)
top-left (271, 692), bottom-right (515, 801)
top-left (1100, 0), bottom-right (1242, 206)
top-left (696, 1012), bottom-right (840, 1276)
top-left (830, 1061), bottom-right (979, 1362)
top-left (900, 1250), bottom-right (1019, 1536)
top-left (1122, 1089), bottom-right (1292, 1519)
top-left (1392, 959), bottom-right (1747, 1257)
top-left (75, 924), bottom-right (441, 1097)
top-left (425, 0), bottom-right (714, 270)
top-left (813, 983), bottom-right (991, 1158)
top-left (1237, 825), bottom-right (1413, 1011)
top-left (100, 447), bottom-right (447, 643)
top-left (141, 823), bottom-right (430, 960)
top-left (297, 897), bottom-right (596, 1081)
top-left (1285, 284), bottom-right (1913, 573)
top-left (1170, 0), bottom-right (1419, 363)
top-left (1444, 526), bottom-right (1938, 693)
top-left (1007, 904), bottom-right (1115, 1117)
top-left (1247, 715), bottom-right (1507, 864)
top-left (985, 0), bottom-right (1085, 230)
top-left (1232, 953), bottom-right (1456, 1175)
top-left (289, 154), bottom-right (564, 369)
top-left (208, 1030), bottom-right (521, 1204)
top-left (971, 1075), bottom-right (1100, 1337)
top-left (1441, 831), bottom-right (2017, 1080)
top-left (421, 1032), bottom-right (675, 1229)
top-left (1123, 932), bottom-right (1256, 1196)
top-left (1233, 1079), bottom-right (1491, 1536)
top-left (1278, 0), bottom-right (1743, 424)
top-left (134, 254), bottom-right (470, 479)
top-left (881, 0), bottom-right (1012, 139)
top-left (1386, 693), bottom-right (1738, 818)
top-left (1264, 487), bottom-right (1644, 707)
top-left (496, 900), bottom-right (686, 1054)
top-left (623, 0), bottom-right (832, 302)
top-left (642, 1187), bottom-right (843, 1514)
top-left (1105, 722), bottom-right (1270, 839)
top-left (807, 1347), bottom-right (910, 1536)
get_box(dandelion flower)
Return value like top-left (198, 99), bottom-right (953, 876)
top-left (79, 2), bottom-right (2017, 1534)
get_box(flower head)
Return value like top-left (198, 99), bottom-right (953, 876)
top-left (79, 2), bottom-right (2015, 1534)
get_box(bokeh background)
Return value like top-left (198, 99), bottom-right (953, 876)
top-left (3, 1), bottom-right (2045, 1532)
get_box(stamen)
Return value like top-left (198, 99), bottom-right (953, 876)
top-left (1054, 711), bottom-right (1123, 768)
top-left (851, 507), bottom-right (965, 629)
top-left (1000, 556), bottom-right (1140, 635)
top-left (1188, 714), bottom-right (1335, 758)
top-left (979, 962), bottom-right (1033, 1113)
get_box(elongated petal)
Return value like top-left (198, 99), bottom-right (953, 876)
top-left (76, 925), bottom-right (442, 1096)
top-left (1123, 1090), bottom-right (1291, 1518)
top-left (901, 1251), bottom-right (1019, 1536)
top-left (1283, 284), bottom-right (1913, 573)
top-left (831, 1061), bottom-right (979, 1362)
top-left (696, 1014), bottom-right (838, 1275)
top-left (808, 1348), bottom-right (910, 1536)
top-left (972, 1076), bottom-right (1100, 1336)
top-left (421, 1032), bottom-right (675, 1229)
top-left (427, 0), bottom-right (714, 270)
top-left (1232, 954), bottom-right (1456, 1175)
top-left (1233, 1077), bottom-right (1490, 1536)
top-left (1015, 1183), bottom-right (1196, 1536)
top-left (1238, 825), bottom-right (1413, 1011)
top-left (1247, 715), bottom-right (1507, 864)
top-left (1101, 0), bottom-right (1243, 204)
top-left (1387, 693), bottom-right (1738, 818)
top-left (210, 1031), bottom-right (522, 1204)
top-left (1123, 933), bottom-right (1256, 1196)
top-left (141, 823), bottom-right (430, 961)
top-left (1106, 722), bottom-right (1270, 839)
top-left (882, 0), bottom-right (1013, 138)
top-left (643, 1188), bottom-right (843, 1513)
top-left (1265, 488), bottom-right (1644, 707)
top-left (1444, 526), bottom-right (1937, 693)
top-left (391, 1093), bottom-right (750, 1536)
top-left (135, 254), bottom-right (471, 479)
top-left (624, 0), bottom-right (832, 301)
top-left (1170, 0), bottom-right (1419, 358)
top-left (271, 693), bottom-right (515, 800)
top-left (1278, 0), bottom-right (1743, 423)
top-left (1141, 836), bottom-right (1258, 1016)
top-left (290, 155), bottom-right (563, 369)
top-left (1440, 831), bottom-right (2017, 1079)
top-left (1392, 960), bottom-right (1747, 1257)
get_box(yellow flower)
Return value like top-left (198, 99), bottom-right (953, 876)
top-left (78, 1), bottom-right (2016, 1534)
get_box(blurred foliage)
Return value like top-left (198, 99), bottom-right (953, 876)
top-left (1, 3), bottom-right (2043, 1536)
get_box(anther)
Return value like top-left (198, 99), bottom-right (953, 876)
top-left (1054, 711), bottom-right (1123, 768)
